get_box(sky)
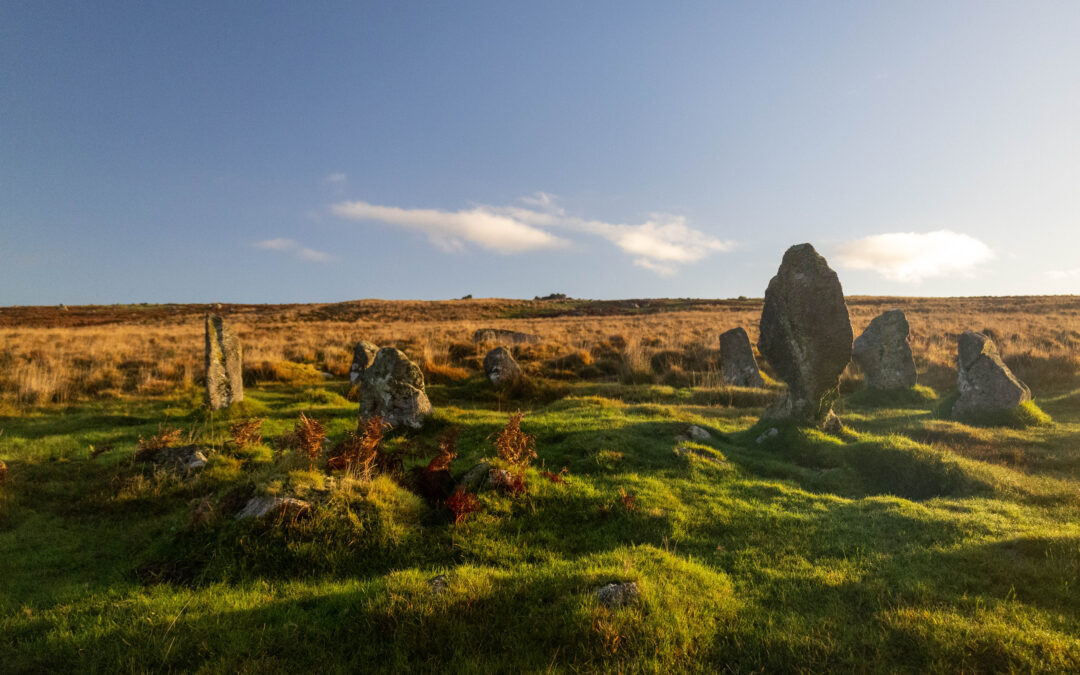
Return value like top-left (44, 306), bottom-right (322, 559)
top-left (2, 2), bottom-right (1079, 304)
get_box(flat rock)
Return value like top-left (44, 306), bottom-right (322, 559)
top-left (135, 444), bottom-right (208, 473)
top-left (758, 244), bottom-right (853, 426)
top-left (357, 348), bottom-right (432, 429)
top-left (483, 346), bottom-right (522, 388)
top-left (205, 314), bottom-right (243, 410)
top-left (719, 327), bottom-right (766, 388)
top-left (685, 425), bottom-right (711, 441)
top-left (596, 581), bottom-right (640, 609)
top-left (952, 331), bottom-right (1031, 419)
top-left (349, 339), bottom-right (379, 385)
top-left (852, 310), bottom-right (917, 390)
top-left (235, 496), bottom-right (311, 521)
top-left (472, 328), bottom-right (541, 345)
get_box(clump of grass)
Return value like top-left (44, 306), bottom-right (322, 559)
top-left (294, 413), bottom-right (327, 468)
top-left (327, 416), bottom-right (391, 476)
top-left (229, 418), bottom-right (263, 449)
top-left (445, 487), bottom-right (481, 524)
top-left (936, 394), bottom-right (1053, 429)
top-left (844, 384), bottom-right (938, 408)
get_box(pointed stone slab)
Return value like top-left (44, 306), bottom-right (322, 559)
top-left (205, 314), bottom-right (243, 410)
top-left (852, 310), bottom-right (917, 390)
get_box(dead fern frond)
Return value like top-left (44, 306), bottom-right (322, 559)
top-left (618, 486), bottom-right (637, 512)
top-left (294, 413), bottom-right (326, 468)
top-left (136, 424), bottom-right (183, 455)
top-left (0, 460), bottom-right (6, 483)
top-left (229, 418), bottom-right (263, 449)
top-left (492, 411), bottom-right (536, 469)
top-left (446, 487), bottom-right (481, 524)
top-left (88, 444), bottom-right (113, 460)
top-left (327, 415), bottom-right (391, 476)
top-left (425, 427), bottom-right (459, 474)
top-left (541, 466), bottom-right (569, 484)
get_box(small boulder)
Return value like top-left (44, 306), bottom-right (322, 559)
top-left (484, 347), bottom-right (522, 388)
top-left (755, 427), bottom-right (779, 445)
top-left (852, 310), bottom-right (917, 390)
top-left (458, 460), bottom-right (492, 492)
top-left (357, 348), bottom-right (432, 429)
top-left (758, 244), bottom-right (853, 426)
top-left (472, 328), bottom-right (541, 345)
top-left (205, 314), bottom-right (243, 410)
top-left (951, 331), bottom-right (1031, 420)
top-left (235, 496), bottom-right (311, 521)
top-left (135, 444), bottom-right (208, 473)
top-left (685, 425), bottom-right (711, 442)
top-left (349, 340), bottom-right (379, 385)
top-left (719, 327), bottom-right (766, 388)
top-left (428, 574), bottom-right (449, 595)
top-left (596, 582), bottom-right (640, 609)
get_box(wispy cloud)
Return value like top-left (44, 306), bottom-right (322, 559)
top-left (324, 172), bottom-right (347, 184)
top-left (330, 194), bottom-right (734, 274)
top-left (254, 238), bottom-right (335, 263)
top-left (836, 230), bottom-right (994, 282)
top-left (1048, 268), bottom-right (1080, 280)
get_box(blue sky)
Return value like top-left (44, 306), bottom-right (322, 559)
top-left (2, 2), bottom-right (1079, 304)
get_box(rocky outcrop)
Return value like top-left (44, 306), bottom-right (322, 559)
top-left (235, 496), bottom-right (311, 521)
top-left (951, 331), bottom-right (1031, 419)
top-left (349, 339), bottom-right (379, 385)
top-left (758, 244), bottom-right (853, 426)
top-left (483, 347), bottom-right (522, 388)
top-left (472, 328), bottom-right (541, 345)
top-left (135, 444), bottom-right (208, 473)
top-left (205, 314), bottom-right (243, 410)
top-left (357, 348), bottom-right (432, 429)
top-left (852, 310), bottom-right (917, 390)
top-left (719, 327), bottom-right (766, 388)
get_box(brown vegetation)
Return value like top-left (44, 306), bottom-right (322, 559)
top-left (1, 297), bottom-right (1078, 408)
top-left (294, 413), bottom-right (327, 468)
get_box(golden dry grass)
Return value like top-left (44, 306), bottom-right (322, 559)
top-left (1, 296), bottom-right (1078, 406)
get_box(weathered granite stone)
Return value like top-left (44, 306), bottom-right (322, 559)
top-left (235, 496), bottom-right (311, 521)
top-left (349, 340), bottom-right (379, 385)
top-left (685, 425), bottom-right (711, 441)
top-left (205, 314), bottom-right (243, 410)
top-left (596, 582), bottom-right (640, 609)
top-left (951, 331), bottom-right (1031, 419)
top-left (719, 327), bottom-right (766, 388)
top-left (357, 348), bottom-right (432, 429)
top-left (472, 328), bottom-right (541, 345)
top-left (135, 444), bottom-right (208, 473)
top-left (483, 347), bottom-right (522, 388)
top-left (758, 244), bottom-right (853, 425)
top-left (852, 310), bottom-right (917, 390)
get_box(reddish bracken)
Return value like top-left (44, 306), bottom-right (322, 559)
top-left (327, 415), bottom-right (390, 475)
top-left (618, 486), bottom-right (638, 512)
top-left (445, 488), bottom-right (482, 524)
top-left (229, 418), bottom-right (264, 449)
top-left (541, 466), bottom-right (569, 484)
top-left (295, 413), bottom-right (327, 468)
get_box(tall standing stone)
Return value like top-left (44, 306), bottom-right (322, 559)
top-left (357, 348), bottom-right (432, 429)
top-left (951, 331), bottom-right (1031, 420)
top-left (349, 340), bottom-right (379, 385)
top-left (719, 327), bottom-right (766, 388)
top-left (205, 314), bottom-right (243, 410)
top-left (758, 244), bottom-right (853, 426)
top-left (851, 310), bottom-right (917, 390)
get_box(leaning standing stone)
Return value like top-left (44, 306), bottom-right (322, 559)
top-left (357, 348), bottom-right (432, 429)
top-left (483, 347), bottom-right (522, 388)
top-left (719, 327), bottom-right (766, 388)
top-left (205, 314), bottom-right (243, 410)
top-left (852, 310), bottom-right (917, 390)
top-left (349, 340), bottom-right (379, 385)
top-left (758, 244), bottom-right (853, 426)
top-left (951, 331), bottom-right (1031, 420)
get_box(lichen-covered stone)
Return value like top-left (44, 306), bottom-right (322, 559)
top-left (205, 314), bottom-right (243, 410)
top-left (349, 339), bottom-right (379, 385)
top-left (483, 347), bottom-right (522, 388)
top-left (758, 244), bottom-right (853, 425)
top-left (719, 327), bottom-right (766, 388)
top-left (596, 582), bottom-right (640, 609)
top-left (852, 310), bottom-right (917, 390)
top-left (235, 496), bottom-right (311, 521)
top-left (472, 328), bottom-right (541, 345)
top-left (951, 331), bottom-right (1031, 419)
top-left (357, 348), bottom-right (432, 429)
top-left (135, 444), bottom-right (208, 473)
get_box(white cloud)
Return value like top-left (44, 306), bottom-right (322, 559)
top-left (254, 238), bottom-right (334, 263)
top-left (836, 230), bottom-right (994, 282)
top-left (330, 196), bottom-right (734, 275)
top-left (324, 172), bottom-right (347, 184)
top-left (1048, 268), bottom-right (1080, 279)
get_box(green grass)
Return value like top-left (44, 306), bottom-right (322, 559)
top-left (2, 378), bottom-right (1080, 672)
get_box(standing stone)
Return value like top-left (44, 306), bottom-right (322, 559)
top-left (472, 328), bottom-right (541, 345)
top-left (205, 314), bottom-right (243, 410)
top-left (349, 340), bottom-right (379, 385)
top-left (719, 327), bottom-right (766, 388)
top-left (483, 347), bottom-right (522, 388)
top-left (852, 310), bottom-right (917, 390)
top-left (758, 244), bottom-right (853, 426)
top-left (357, 348), bottom-right (432, 429)
top-left (951, 331), bottom-right (1031, 420)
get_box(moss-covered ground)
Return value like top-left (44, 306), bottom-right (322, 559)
top-left (2, 377), bottom-right (1079, 672)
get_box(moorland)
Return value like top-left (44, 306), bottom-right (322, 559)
top-left (1, 295), bottom-right (1079, 672)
